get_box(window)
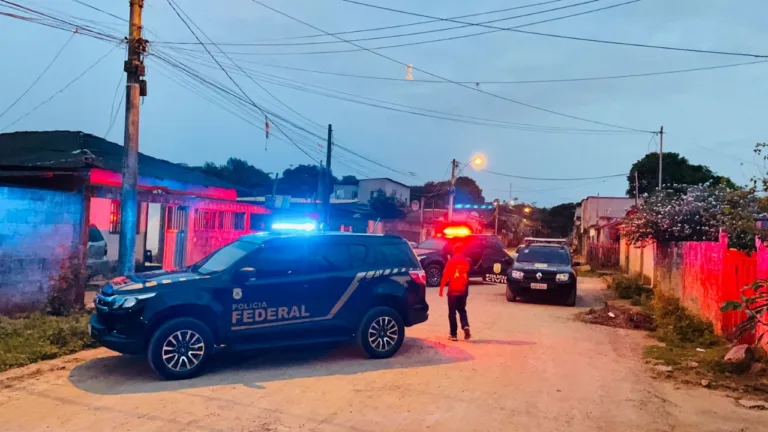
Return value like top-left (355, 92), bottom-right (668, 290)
top-left (417, 238), bottom-right (447, 251)
top-left (195, 210), bottom-right (216, 230)
top-left (192, 240), bottom-right (261, 275)
top-left (375, 242), bottom-right (419, 268)
top-left (516, 247), bottom-right (570, 265)
top-left (350, 244), bottom-right (368, 269)
top-left (234, 212), bottom-right (246, 230)
top-left (109, 200), bottom-right (121, 234)
top-left (310, 242), bottom-right (351, 273)
top-left (252, 240), bottom-right (307, 279)
top-left (250, 213), bottom-right (269, 232)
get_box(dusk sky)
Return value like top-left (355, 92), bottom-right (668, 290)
top-left (2, 0), bottom-right (767, 206)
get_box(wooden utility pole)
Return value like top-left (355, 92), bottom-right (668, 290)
top-left (634, 170), bottom-right (639, 206)
top-left (447, 159), bottom-right (458, 222)
top-left (118, 0), bottom-right (147, 275)
top-left (324, 124), bottom-right (333, 229)
top-left (657, 126), bottom-right (664, 190)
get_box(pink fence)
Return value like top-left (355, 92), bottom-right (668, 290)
top-left (656, 233), bottom-right (760, 342)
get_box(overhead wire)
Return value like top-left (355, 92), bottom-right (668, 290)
top-left (0, 28), bottom-right (77, 121)
top-left (484, 170), bottom-right (626, 181)
top-left (247, 0), bottom-right (652, 133)
top-left (341, 0), bottom-right (768, 59)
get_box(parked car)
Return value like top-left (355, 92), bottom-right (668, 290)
top-left (506, 243), bottom-right (580, 306)
top-left (90, 231), bottom-right (429, 380)
top-left (415, 230), bottom-right (512, 287)
top-left (87, 224), bottom-right (108, 277)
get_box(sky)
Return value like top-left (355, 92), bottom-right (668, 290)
top-left (1, 0), bottom-right (767, 207)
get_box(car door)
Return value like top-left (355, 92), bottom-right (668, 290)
top-left (480, 240), bottom-right (513, 283)
top-left (464, 237), bottom-right (485, 276)
top-left (229, 238), bottom-right (317, 344)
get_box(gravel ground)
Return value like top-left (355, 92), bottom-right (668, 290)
top-left (1, 278), bottom-right (766, 431)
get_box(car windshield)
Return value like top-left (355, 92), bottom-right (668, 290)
top-left (516, 247), bottom-right (570, 265)
top-left (192, 240), bottom-right (261, 275)
top-left (417, 238), bottom-right (448, 250)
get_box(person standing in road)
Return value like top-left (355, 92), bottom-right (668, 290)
top-left (439, 242), bottom-right (471, 341)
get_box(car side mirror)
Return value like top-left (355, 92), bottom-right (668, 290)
top-left (572, 261), bottom-right (582, 267)
top-left (234, 267), bottom-right (257, 284)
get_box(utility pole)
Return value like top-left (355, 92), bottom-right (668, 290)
top-left (118, 0), bottom-right (146, 275)
top-left (271, 172), bottom-right (279, 196)
top-left (494, 204), bottom-right (499, 235)
top-left (657, 125), bottom-right (664, 190)
top-left (634, 170), bottom-right (639, 206)
top-left (323, 124), bottom-right (333, 229)
top-left (447, 159), bottom-right (458, 222)
top-left (509, 183), bottom-right (512, 202)
top-left (419, 196), bottom-right (425, 242)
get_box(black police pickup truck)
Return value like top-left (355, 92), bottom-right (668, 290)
top-left (505, 243), bottom-right (579, 307)
top-left (415, 234), bottom-right (513, 287)
top-left (90, 232), bottom-right (429, 380)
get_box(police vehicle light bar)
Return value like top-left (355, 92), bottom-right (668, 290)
top-left (443, 226), bottom-right (471, 238)
top-left (271, 221), bottom-right (317, 231)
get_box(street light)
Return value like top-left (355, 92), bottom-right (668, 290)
top-left (469, 153), bottom-right (487, 171)
top-left (524, 206), bottom-right (532, 214)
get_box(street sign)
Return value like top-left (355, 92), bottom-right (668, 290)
top-left (411, 200), bottom-right (420, 211)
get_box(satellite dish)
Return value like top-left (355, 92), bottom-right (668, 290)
top-left (411, 200), bottom-right (420, 211)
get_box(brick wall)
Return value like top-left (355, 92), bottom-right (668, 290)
top-left (0, 186), bottom-right (83, 313)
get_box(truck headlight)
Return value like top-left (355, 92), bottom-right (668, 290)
top-left (510, 270), bottom-right (524, 280)
top-left (556, 273), bottom-right (570, 282)
top-left (115, 293), bottom-right (156, 309)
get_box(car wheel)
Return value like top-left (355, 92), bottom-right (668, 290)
top-left (505, 288), bottom-right (517, 302)
top-left (565, 287), bottom-right (577, 307)
top-left (147, 317), bottom-right (214, 380)
top-left (357, 307), bottom-right (405, 359)
top-left (425, 265), bottom-right (442, 287)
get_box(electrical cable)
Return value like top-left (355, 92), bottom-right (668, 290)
top-left (1, 41), bottom-right (122, 131)
top-left (484, 170), bottom-right (626, 181)
top-left (248, 0), bottom-right (652, 133)
top-left (0, 29), bottom-right (76, 121)
top-left (342, 0), bottom-right (768, 59)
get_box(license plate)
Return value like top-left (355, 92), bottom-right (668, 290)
top-left (483, 274), bottom-right (507, 284)
top-left (530, 283), bottom-right (547, 290)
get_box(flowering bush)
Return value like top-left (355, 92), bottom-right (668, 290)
top-left (621, 185), bottom-right (759, 251)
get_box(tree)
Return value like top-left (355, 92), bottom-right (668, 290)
top-left (339, 175), bottom-right (358, 185)
top-left (627, 152), bottom-right (735, 197)
top-left (369, 189), bottom-right (406, 219)
top-left (193, 158), bottom-right (271, 192)
top-left (542, 203), bottom-right (577, 238)
top-left (621, 185), bottom-right (759, 251)
top-left (409, 176), bottom-right (485, 208)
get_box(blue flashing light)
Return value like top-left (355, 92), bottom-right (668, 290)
top-left (271, 221), bottom-right (317, 232)
top-left (473, 205), bottom-right (479, 209)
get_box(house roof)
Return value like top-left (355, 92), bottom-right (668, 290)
top-left (0, 131), bottom-right (238, 191)
top-left (360, 177), bottom-right (411, 189)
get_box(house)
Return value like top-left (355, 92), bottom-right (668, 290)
top-left (576, 196), bottom-right (637, 252)
top-left (333, 178), bottom-right (411, 204)
top-left (0, 131), bottom-right (269, 312)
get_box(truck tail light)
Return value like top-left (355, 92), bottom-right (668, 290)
top-left (409, 270), bottom-right (427, 285)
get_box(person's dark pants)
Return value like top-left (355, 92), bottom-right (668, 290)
top-left (447, 294), bottom-right (469, 337)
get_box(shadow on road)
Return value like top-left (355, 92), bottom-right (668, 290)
top-left (67, 337), bottom-right (473, 396)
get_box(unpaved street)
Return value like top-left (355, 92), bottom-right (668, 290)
top-left (0, 278), bottom-right (765, 431)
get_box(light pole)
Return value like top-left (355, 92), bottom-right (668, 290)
top-left (493, 199), bottom-right (500, 235)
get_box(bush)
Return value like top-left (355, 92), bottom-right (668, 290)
top-left (650, 291), bottom-right (721, 347)
top-left (609, 275), bottom-right (652, 300)
top-left (0, 312), bottom-right (98, 373)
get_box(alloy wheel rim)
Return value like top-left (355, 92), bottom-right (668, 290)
top-left (427, 268), bottom-right (441, 286)
top-left (162, 330), bottom-right (205, 372)
top-left (368, 316), bottom-right (398, 352)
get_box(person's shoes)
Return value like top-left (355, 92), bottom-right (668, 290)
top-left (463, 327), bottom-right (471, 340)
top-left (448, 335), bottom-right (458, 341)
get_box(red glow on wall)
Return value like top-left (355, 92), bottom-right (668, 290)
top-left (88, 168), bottom-right (237, 200)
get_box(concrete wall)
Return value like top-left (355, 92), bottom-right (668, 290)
top-left (332, 184), bottom-right (358, 200)
top-left (627, 241), bottom-right (654, 285)
top-left (0, 186), bottom-right (83, 313)
top-left (358, 179), bottom-right (410, 203)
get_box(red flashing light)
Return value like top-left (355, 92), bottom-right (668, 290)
top-left (443, 226), bottom-right (472, 238)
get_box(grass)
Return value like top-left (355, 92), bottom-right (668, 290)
top-left (608, 274), bottom-right (653, 303)
top-left (0, 312), bottom-right (99, 373)
top-left (648, 291), bottom-right (721, 348)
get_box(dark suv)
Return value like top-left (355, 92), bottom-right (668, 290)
top-left (415, 234), bottom-right (512, 287)
top-left (90, 232), bottom-right (429, 380)
top-left (506, 244), bottom-right (579, 306)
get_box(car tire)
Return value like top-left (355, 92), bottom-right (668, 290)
top-left (357, 306), bottom-right (405, 359)
top-left (505, 288), bottom-right (517, 303)
top-left (147, 317), bottom-right (215, 380)
top-left (425, 264), bottom-right (443, 287)
top-left (565, 287), bottom-right (577, 307)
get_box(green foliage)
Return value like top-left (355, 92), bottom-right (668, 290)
top-left (621, 185), bottom-right (759, 251)
top-left (0, 312), bottom-right (98, 372)
top-left (720, 280), bottom-right (768, 346)
top-left (609, 274), bottom-right (651, 300)
top-left (650, 291), bottom-right (721, 347)
top-left (196, 158), bottom-right (273, 192)
top-left (369, 189), bottom-right (406, 220)
top-left (627, 152), bottom-right (735, 196)
top-left (410, 176), bottom-right (485, 208)
top-left (541, 202), bottom-right (577, 238)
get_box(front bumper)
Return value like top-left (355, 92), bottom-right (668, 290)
top-left (407, 304), bottom-right (429, 326)
top-left (89, 314), bottom-right (145, 355)
top-left (507, 279), bottom-right (575, 298)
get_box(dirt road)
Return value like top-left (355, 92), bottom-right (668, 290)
top-left (1, 278), bottom-right (765, 431)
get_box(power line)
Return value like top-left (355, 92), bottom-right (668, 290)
top-left (248, 0), bottom-right (651, 133)
top-left (342, 0), bottom-right (768, 59)
top-left (229, 58), bottom-right (768, 85)
top-left (484, 170), bottom-right (626, 181)
top-left (159, 0), bottom-right (599, 48)
top-left (154, 0), bottom-right (568, 45)
top-left (70, 0), bottom-right (126, 22)
top-left (2, 41), bottom-right (122, 131)
top-left (0, 29), bottom-right (76, 121)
